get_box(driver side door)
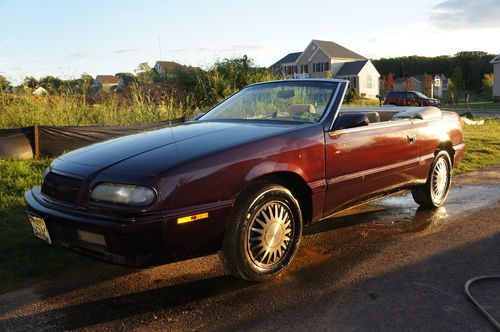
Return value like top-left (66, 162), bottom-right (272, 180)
top-left (323, 118), bottom-right (419, 217)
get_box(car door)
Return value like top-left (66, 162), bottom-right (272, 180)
top-left (323, 117), bottom-right (420, 217)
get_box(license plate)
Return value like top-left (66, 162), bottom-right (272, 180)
top-left (27, 213), bottom-right (52, 244)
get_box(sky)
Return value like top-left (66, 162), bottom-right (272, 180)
top-left (1, 0), bottom-right (499, 84)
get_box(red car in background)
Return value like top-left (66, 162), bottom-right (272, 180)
top-left (384, 91), bottom-right (441, 107)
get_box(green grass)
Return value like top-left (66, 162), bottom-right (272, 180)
top-left (0, 118), bottom-right (497, 293)
top-left (455, 118), bottom-right (500, 174)
top-left (442, 101), bottom-right (500, 111)
top-left (0, 158), bottom-right (91, 292)
top-left (0, 90), bottom-right (192, 128)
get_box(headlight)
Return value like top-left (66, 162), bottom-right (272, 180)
top-left (90, 183), bottom-right (156, 206)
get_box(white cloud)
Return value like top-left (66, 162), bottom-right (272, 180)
top-left (430, 0), bottom-right (500, 30)
top-left (113, 48), bottom-right (144, 54)
top-left (170, 44), bottom-right (270, 53)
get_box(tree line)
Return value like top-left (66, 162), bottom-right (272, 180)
top-left (373, 51), bottom-right (495, 94)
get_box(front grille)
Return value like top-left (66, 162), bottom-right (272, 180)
top-left (41, 172), bottom-right (83, 203)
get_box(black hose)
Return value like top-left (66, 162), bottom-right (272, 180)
top-left (464, 275), bottom-right (500, 331)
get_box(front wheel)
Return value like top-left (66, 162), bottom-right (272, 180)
top-left (412, 151), bottom-right (452, 208)
top-left (221, 182), bottom-right (302, 281)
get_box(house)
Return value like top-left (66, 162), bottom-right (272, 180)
top-left (491, 54), bottom-right (500, 102)
top-left (392, 74), bottom-right (447, 97)
top-left (32, 86), bottom-right (48, 96)
top-left (269, 40), bottom-right (380, 98)
top-left (153, 61), bottom-right (200, 79)
top-left (268, 52), bottom-right (302, 77)
top-left (92, 75), bottom-right (119, 92)
top-left (117, 75), bottom-right (136, 91)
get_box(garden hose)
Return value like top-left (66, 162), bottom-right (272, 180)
top-left (464, 275), bottom-right (500, 331)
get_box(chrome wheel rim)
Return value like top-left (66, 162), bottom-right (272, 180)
top-left (431, 158), bottom-right (449, 202)
top-left (247, 201), bottom-right (293, 268)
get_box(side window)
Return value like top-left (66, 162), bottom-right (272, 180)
top-left (406, 93), bottom-right (414, 99)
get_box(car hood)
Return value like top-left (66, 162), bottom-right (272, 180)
top-left (57, 120), bottom-right (306, 174)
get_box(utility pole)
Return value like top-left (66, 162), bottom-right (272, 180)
top-left (158, 36), bottom-right (163, 61)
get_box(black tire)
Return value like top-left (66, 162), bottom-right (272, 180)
top-left (221, 182), bottom-right (303, 281)
top-left (412, 151), bottom-right (452, 208)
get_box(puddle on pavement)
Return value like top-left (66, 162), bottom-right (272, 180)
top-left (306, 185), bottom-right (500, 237)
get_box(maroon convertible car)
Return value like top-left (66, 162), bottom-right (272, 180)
top-left (25, 79), bottom-right (465, 281)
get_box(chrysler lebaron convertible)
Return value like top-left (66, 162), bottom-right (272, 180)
top-left (25, 79), bottom-right (465, 281)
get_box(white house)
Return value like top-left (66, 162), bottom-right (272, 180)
top-left (269, 40), bottom-right (380, 98)
top-left (32, 86), bottom-right (48, 96)
top-left (491, 54), bottom-right (500, 102)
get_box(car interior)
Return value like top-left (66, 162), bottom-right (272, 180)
top-left (338, 106), bottom-right (442, 126)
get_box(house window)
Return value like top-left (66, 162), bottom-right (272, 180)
top-left (320, 62), bottom-right (324, 72)
top-left (312, 63), bottom-right (316, 73)
top-left (366, 75), bottom-right (373, 88)
top-left (294, 66), bottom-right (297, 74)
top-left (324, 62), bottom-right (330, 71)
top-left (304, 64), bottom-right (308, 73)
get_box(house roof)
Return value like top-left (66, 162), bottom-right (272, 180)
top-left (313, 40), bottom-right (366, 60)
top-left (336, 60), bottom-right (368, 76)
top-left (154, 61), bottom-right (201, 73)
top-left (491, 54), bottom-right (500, 64)
top-left (268, 52), bottom-right (302, 70)
top-left (395, 76), bottom-right (422, 84)
top-left (155, 61), bottom-right (182, 71)
top-left (95, 75), bottom-right (119, 84)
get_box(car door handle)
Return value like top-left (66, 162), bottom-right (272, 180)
top-left (407, 135), bottom-right (416, 144)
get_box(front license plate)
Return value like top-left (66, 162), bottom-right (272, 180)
top-left (27, 213), bottom-right (52, 244)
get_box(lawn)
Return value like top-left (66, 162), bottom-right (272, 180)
top-left (0, 118), bottom-right (498, 292)
top-left (455, 119), bottom-right (500, 174)
top-left (442, 101), bottom-right (500, 111)
top-left (0, 158), bottom-right (91, 292)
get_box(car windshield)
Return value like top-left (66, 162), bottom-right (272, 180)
top-left (200, 81), bottom-right (339, 123)
top-left (413, 91), bottom-right (429, 98)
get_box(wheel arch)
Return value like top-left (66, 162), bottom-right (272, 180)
top-left (236, 171), bottom-right (313, 226)
top-left (435, 141), bottom-right (455, 166)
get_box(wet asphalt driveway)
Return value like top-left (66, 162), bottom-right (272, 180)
top-left (0, 168), bottom-right (499, 331)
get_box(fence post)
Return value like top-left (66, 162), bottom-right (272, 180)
top-left (34, 122), bottom-right (39, 159)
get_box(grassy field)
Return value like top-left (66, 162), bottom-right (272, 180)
top-left (454, 119), bottom-right (500, 174)
top-left (442, 101), bottom-right (500, 111)
top-left (0, 119), bottom-right (498, 292)
top-left (0, 158), bottom-right (91, 292)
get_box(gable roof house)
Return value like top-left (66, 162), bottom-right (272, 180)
top-left (92, 75), bottom-right (119, 93)
top-left (491, 54), bottom-right (500, 102)
top-left (269, 40), bottom-right (380, 98)
top-left (153, 61), bottom-right (200, 80)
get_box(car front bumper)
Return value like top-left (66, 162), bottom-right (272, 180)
top-left (24, 187), bottom-right (232, 267)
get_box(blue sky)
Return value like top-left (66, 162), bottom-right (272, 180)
top-left (1, 0), bottom-right (499, 84)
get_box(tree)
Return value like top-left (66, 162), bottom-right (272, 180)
top-left (23, 76), bottom-right (39, 90)
top-left (135, 62), bottom-right (154, 85)
top-left (0, 75), bottom-right (10, 93)
top-left (405, 77), bottom-right (414, 91)
top-left (451, 67), bottom-right (465, 96)
top-left (39, 75), bottom-right (64, 94)
top-left (382, 73), bottom-right (395, 92)
top-left (423, 74), bottom-right (433, 97)
top-left (482, 73), bottom-right (494, 99)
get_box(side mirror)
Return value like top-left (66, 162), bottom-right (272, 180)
top-left (332, 113), bottom-right (369, 131)
top-left (191, 113), bottom-right (206, 121)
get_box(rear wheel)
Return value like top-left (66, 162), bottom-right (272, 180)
top-left (221, 182), bottom-right (302, 281)
top-left (412, 151), bottom-right (452, 208)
